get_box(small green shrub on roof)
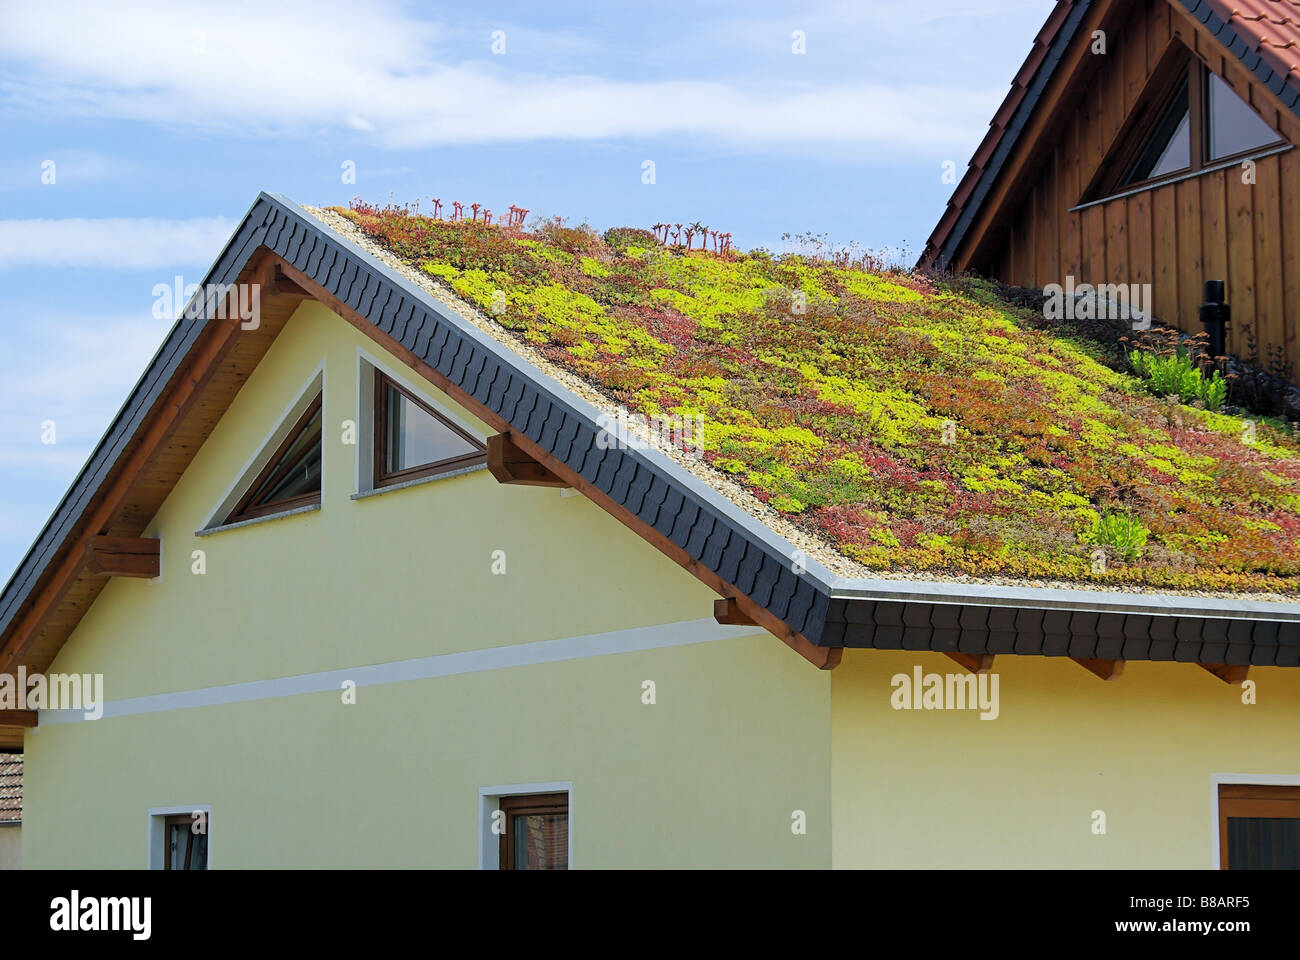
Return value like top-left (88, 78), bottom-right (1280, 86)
top-left (1129, 346), bottom-right (1229, 411)
top-left (1092, 513), bottom-right (1150, 562)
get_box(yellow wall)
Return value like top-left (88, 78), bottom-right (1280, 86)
top-left (831, 649), bottom-right (1300, 869)
top-left (23, 302), bottom-right (831, 868)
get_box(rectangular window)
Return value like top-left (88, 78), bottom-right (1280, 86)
top-left (1219, 785), bottom-right (1300, 870)
top-left (373, 371), bottom-right (485, 488)
top-left (163, 814), bottom-right (208, 871)
top-left (499, 792), bottom-right (569, 870)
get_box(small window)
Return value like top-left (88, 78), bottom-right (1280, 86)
top-left (225, 394), bottom-right (322, 523)
top-left (499, 793), bottom-right (568, 870)
top-left (1219, 785), bottom-right (1300, 870)
top-left (373, 372), bottom-right (484, 488)
top-left (163, 814), bottom-right (208, 871)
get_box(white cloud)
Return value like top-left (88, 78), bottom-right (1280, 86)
top-left (0, 311), bottom-right (173, 578)
top-left (0, 0), bottom-right (1009, 151)
top-left (0, 217), bottom-right (234, 269)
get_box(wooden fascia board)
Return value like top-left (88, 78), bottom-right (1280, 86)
top-left (953, 0), bottom-right (1121, 273)
top-left (0, 710), bottom-right (38, 728)
top-left (269, 252), bottom-right (841, 671)
top-left (0, 251), bottom-right (274, 674)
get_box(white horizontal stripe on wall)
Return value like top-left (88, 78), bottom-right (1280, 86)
top-left (37, 618), bottom-right (760, 726)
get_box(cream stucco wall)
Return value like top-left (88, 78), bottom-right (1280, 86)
top-left (22, 302), bottom-right (832, 868)
top-left (832, 649), bottom-right (1300, 869)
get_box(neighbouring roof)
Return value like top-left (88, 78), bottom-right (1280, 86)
top-left (0, 754), bottom-right (20, 823)
top-left (1, 193), bottom-right (1298, 675)
top-left (1204, 0), bottom-right (1300, 92)
top-left (921, 0), bottom-right (1300, 271)
top-left (922, 0), bottom-right (1088, 272)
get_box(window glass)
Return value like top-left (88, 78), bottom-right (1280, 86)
top-left (381, 381), bottom-right (480, 475)
top-left (1127, 81), bottom-right (1191, 183)
top-left (166, 817), bottom-right (208, 870)
top-left (1226, 818), bottom-right (1299, 870)
top-left (510, 810), bottom-right (569, 870)
top-left (227, 399), bottom-right (323, 525)
top-left (1208, 72), bottom-right (1280, 160)
top-left (245, 405), bottom-right (322, 507)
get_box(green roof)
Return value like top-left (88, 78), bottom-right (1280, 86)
top-left (335, 203), bottom-right (1300, 595)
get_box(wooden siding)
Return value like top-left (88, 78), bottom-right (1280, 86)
top-left (984, 0), bottom-right (1300, 379)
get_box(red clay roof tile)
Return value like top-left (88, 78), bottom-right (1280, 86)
top-left (1201, 0), bottom-right (1300, 84)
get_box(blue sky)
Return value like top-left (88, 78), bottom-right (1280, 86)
top-left (0, 0), bottom-right (1050, 583)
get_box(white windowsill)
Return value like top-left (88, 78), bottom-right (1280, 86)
top-left (195, 502), bottom-right (321, 537)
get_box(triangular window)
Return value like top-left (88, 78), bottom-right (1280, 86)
top-left (373, 372), bottom-right (484, 487)
top-left (1086, 47), bottom-right (1286, 201)
top-left (225, 394), bottom-right (323, 523)
top-left (1125, 79), bottom-right (1191, 183)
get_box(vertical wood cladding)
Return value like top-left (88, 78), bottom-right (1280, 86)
top-left (985, 0), bottom-right (1300, 379)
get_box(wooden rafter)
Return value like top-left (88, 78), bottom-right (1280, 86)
top-left (486, 432), bottom-right (569, 487)
top-left (1073, 657), bottom-right (1125, 680)
top-left (714, 597), bottom-right (756, 626)
top-left (83, 536), bottom-right (160, 579)
top-left (253, 257), bottom-right (310, 300)
top-left (945, 652), bottom-right (995, 674)
top-left (0, 710), bottom-right (38, 728)
top-left (1200, 663), bottom-right (1250, 685)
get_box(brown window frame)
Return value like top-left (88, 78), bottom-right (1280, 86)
top-left (373, 371), bottom-right (485, 489)
top-left (1218, 784), bottom-right (1300, 870)
top-left (224, 394), bottom-right (323, 524)
top-left (162, 814), bottom-right (208, 871)
top-left (1085, 48), bottom-right (1286, 203)
top-left (498, 792), bottom-right (569, 871)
